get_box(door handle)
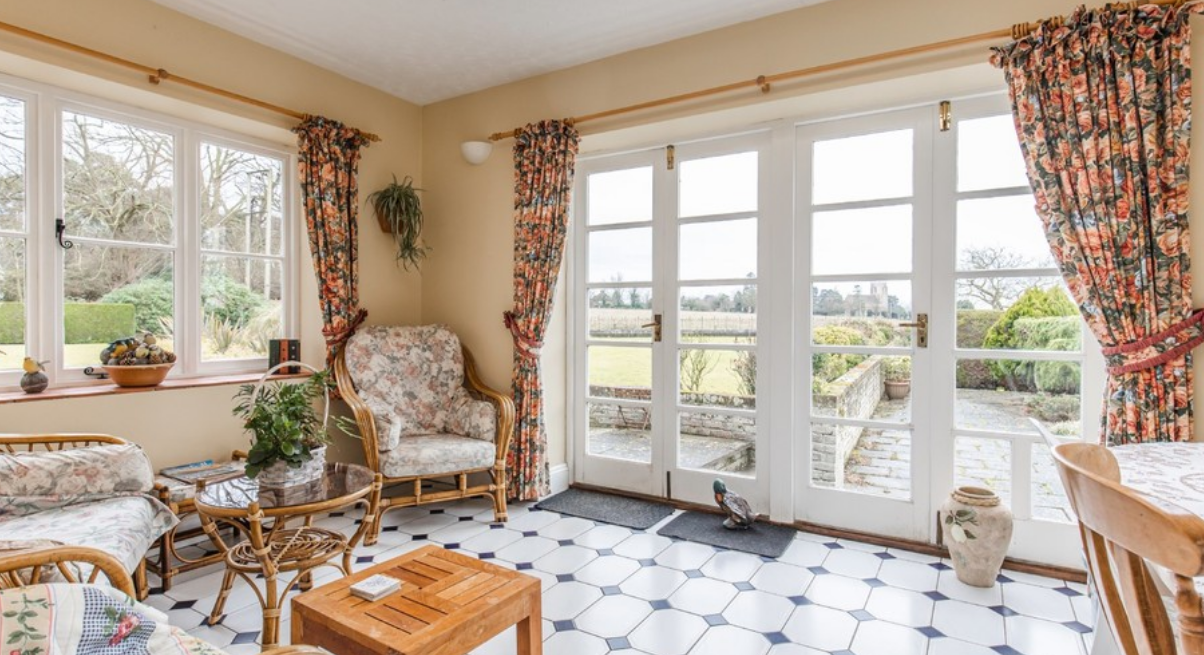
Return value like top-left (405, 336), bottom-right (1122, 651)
top-left (899, 313), bottom-right (928, 348)
top-left (641, 314), bottom-right (663, 343)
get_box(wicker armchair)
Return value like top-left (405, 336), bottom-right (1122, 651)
top-left (334, 325), bottom-right (515, 545)
top-left (0, 545), bottom-right (329, 655)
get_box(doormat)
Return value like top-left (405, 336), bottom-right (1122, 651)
top-left (536, 488), bottom-right (674, 530)
top-left (658, 511), bottom-right (796, 558)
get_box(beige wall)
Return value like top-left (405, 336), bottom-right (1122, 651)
top-left (0, 0), bottom-right (423, 466)
top-left (420, 0), bottom-right (1092, 473)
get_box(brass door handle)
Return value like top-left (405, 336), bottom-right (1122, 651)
top-left (899, 313), bottom-right (928, 348)
top-left (641, 314), bottom-right (663, 343)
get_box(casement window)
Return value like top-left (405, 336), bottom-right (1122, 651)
top-left (0, 76), bottom-right (297, 387)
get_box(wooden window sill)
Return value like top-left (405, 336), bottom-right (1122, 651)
top-left (0, 372), bottom-right (309, 405)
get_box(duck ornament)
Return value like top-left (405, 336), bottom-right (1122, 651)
top-left (714, 478), bottom-right (756, 530)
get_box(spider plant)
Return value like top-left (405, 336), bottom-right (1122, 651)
top-left (367, 175), bottom-right (429, 270)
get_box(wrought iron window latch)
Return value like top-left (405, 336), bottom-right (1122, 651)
top-left (55, 218), bottom-right (73, 249)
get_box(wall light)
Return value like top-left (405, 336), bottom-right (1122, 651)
top-left (460, 140), bottom-right (493, 165)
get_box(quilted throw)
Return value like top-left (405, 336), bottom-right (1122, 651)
top-left (0, 584), bottom-right (222, 655)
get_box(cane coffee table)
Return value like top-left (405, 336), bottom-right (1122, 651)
top-left (291, 545), bottom-right (542, 655)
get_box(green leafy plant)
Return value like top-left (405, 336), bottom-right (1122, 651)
top-left (882, 356), bottom-right (911, 382)
top-left (367, 175), bottom-right (429, 270)
top-left (233, 371), bottom-right (332, 478)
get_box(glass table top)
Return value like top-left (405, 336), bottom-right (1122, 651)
top-left (195, 462), bottom-right (375, 513)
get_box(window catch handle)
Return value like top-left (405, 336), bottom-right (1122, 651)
top-left (55, 218), bottom-right (73, 250)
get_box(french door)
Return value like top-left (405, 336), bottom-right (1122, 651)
top-left (795, 107), bottom-right (935, 541)
top-left (794, 96), bottom-right (1100, 566)
top-left (572, 132), bottom-right (771, 510)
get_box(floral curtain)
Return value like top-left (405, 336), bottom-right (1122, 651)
top-left (504, 119), bottom-right (580, 500)
top-left (293, 116), bottom-right (372, 368)
top-left (992, 3), bottom-right (1204, 445)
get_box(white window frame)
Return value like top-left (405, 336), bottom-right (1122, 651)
top-left (0, 72), bottom-right (299, 388)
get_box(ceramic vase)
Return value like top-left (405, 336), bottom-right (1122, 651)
top-left (941, 486), bottom-right (1013, 587)
top-left (256, 445), bottom-right (327, 488)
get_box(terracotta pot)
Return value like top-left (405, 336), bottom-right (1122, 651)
top-left (884, 379), bottom-right (910, 400)
top-left (104, 363), bottom-right (174, 388)
top-left (941, 486), bottom-right (1013, 587)
top-left (256, 445), bottom-right (327, 488)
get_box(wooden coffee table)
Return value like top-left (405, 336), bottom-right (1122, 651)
top-left (291, 545), bottom-right (542, 655)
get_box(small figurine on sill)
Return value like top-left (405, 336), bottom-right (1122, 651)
top-left (714, 478), bottom-right (756, 530)
top-left (20, 357), bottom-right (49, 394)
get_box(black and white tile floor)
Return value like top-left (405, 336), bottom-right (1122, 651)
top-left (145, 498), bottom-right (1094, 655)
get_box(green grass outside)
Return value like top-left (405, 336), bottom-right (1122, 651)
top-left (589, 339), bottom-right (748, 396)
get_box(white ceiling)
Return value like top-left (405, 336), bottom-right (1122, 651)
top-left (152, 0), bottom-right (833, 105)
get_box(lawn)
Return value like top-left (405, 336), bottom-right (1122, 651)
top-left (588, 341), bottom-right (748, 396)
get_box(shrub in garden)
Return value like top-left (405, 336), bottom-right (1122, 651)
top-left (732, 349), bottom-right (756, 397)
top-left (1025, 392), bottom-right (1080, 423)
top-left (202, 274), bottom-right (267, 327)
top-left (813, 325), bottom-right (866, 393)
top-left (100, 277), bottom-right (173, 334)
top-left (100, 273), bottom-right (267, 335)
top-left (984, 287), bottom-right (1077, 392)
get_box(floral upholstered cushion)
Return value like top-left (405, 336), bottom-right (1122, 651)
top-left (0, 444), bottom-right (155, 518)
top-left (0, 583), bottom-right (228, 655)
top-left (447, 387), bottom-right (497, 442)
top-left (369, 405), bottom-right (403, 452)
top-left (0, 496), bottom-right (177, 574)
top-left (380, 434), bottom-right (496, 478)
top-left (346, 325), bottom-right (467, 438)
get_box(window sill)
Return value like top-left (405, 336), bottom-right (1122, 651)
top-left (0, 372), bottom-right (309, 405)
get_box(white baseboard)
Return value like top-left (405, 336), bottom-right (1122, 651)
top-left (548, 463), bottom-right (570, 496)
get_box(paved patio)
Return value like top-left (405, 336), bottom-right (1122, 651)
top-left (842, 389), bottom-right (1074, 522)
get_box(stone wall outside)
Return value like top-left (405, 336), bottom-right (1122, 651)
top-left (811, 356), bottom-right (885, 487)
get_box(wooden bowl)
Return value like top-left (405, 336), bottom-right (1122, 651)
top-left (104, 363), bottom-right (174, 388)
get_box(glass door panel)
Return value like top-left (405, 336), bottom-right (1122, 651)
top-left (797, 108), bottom-right (932, 541)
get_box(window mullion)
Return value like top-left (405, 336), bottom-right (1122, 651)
top-left (38, 96), bottom-right (58, 383)
top-left (179, 128), bottom-right (198, 378)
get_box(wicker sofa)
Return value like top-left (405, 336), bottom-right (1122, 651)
top-left (0, 433), bottom-right (177, 599)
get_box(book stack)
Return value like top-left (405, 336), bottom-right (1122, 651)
top-left (349, 574), bottom-right (402, 601)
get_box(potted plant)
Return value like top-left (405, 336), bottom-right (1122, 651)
top-left (233, 365), bottom-right (332, 487)
top-left (367, 175), bottom-right (429, 270)
top-left (883, 356), bottom-right (911, 400)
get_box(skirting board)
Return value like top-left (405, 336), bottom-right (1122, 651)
top-left (549, 463), bottom-right (570, 496)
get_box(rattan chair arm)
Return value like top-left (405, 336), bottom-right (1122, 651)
top-left (0, 433), bottom-right (128, 452)
top-left (0, 545), bottom-right (135, 597)
top-left (333, 349), bottom-right (382, 472)
top-left (462, 345), bottom-right (516, 463)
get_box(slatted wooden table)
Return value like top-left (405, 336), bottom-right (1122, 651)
top-left (291, 545), bottom-right (542, 655)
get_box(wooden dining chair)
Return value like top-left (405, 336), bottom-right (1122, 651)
top-left (1052, 442), bottom-right (1204, 654)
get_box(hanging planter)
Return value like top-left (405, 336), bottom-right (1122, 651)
top-left (367, 175), bottom-right (429, 270)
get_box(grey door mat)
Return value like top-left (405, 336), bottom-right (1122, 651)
top-left (657, 511), bottom-right (796, 558)
top-left (536, 488), bottom-right (674, 529)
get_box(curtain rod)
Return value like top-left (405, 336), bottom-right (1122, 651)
top-left (0, 19), bottom-right (382, 142)
top-left (486, 0), bottom-right (1180, 142)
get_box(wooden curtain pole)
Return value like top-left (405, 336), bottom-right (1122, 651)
top-left (0, 19), bottom-right (381, 142)
top-left (486, 0), bottom-right (1181, 142)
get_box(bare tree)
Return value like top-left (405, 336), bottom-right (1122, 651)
top-left (957, 246), bottom-right (1032, 310)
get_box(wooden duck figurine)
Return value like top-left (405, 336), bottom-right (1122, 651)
top-left (714, 478), bottom-right (756, 530)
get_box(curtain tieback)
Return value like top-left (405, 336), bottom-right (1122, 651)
top-left (1101, 309), bottom-right (1204, 375)
top-left (323, 308), bottom-right (369, 350)
top-left (503, 310), bottom-right (542, 359)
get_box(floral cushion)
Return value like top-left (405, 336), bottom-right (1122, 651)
top-left (0, 583), bottom-right (227, 655)
top-left (447, 387), bottom-right (497, 442)
top-left (346, 325), bottom-right (467, 438)
top-left (0, 444), bottom-right (155, 518)
top-left (380, 434), bottom-right (496, 478)
top-left (0, 496), bottom-right (177, 574)
top-left (365, 400), bottom-right (403, 452)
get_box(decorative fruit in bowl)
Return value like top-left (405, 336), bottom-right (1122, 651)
top-left (101, 333), bottom-right (177, 388)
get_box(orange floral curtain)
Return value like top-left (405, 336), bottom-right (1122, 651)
top-left (992, 3), bottom-right (1204, 445)
top-left (293, 116), bottom-right (371, 368)
top-left (504, 119), bottom-right (580, 500)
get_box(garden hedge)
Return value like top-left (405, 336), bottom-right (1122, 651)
top-left (0, 302), bottom-right (135, 345)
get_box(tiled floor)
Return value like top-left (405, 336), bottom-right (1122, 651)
top-left (146, 498), bottom-right (1095, 655)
